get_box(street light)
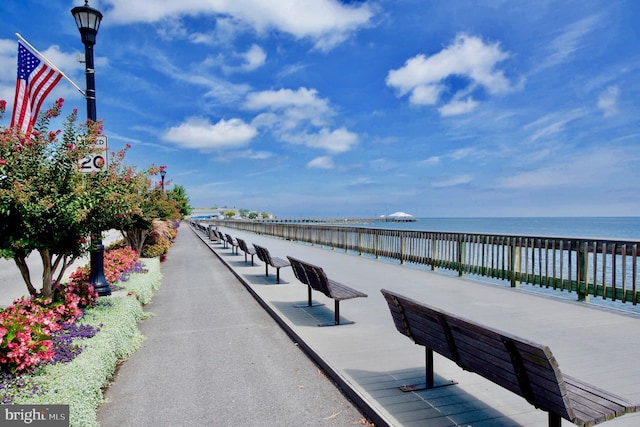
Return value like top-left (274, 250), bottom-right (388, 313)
top-left (71, 1), bottom-right (102, 121)
top-left (160, 169), bottom-right (166, 192)
top-left (72, 1), bottom-right (110, 296)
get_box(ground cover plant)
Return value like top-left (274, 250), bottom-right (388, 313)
top-left (0, 238), bottom-right (167, 426)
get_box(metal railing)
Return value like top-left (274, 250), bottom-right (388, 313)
top-left (203, 220), bottom-right (640, 305)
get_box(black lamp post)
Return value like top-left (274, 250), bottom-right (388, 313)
top-left (160, 169), bottom-right (166, 192)
top-left (72, 1), bottom-right (110, 296)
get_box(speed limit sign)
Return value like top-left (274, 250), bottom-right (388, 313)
top-left (78, 135), bottom-right (108, 173)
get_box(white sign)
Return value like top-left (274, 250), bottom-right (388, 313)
top-left (78, 135), bottom-right (108, 173)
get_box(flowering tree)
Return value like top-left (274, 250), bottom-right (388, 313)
top-left (100, 150), bottom-right (180, 252)
top-left (0, 99), bottom-right (101, 297)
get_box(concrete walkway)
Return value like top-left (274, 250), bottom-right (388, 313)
top-left (97, 224), bottom-right (368, 426)
top-left (192, 224), bottom-right (640, 427)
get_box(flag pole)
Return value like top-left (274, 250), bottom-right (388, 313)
top-left (15, 33), bottom-right (86, 97)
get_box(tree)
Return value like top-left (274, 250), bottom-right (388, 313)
top-left (100, 152), bottom-right (180, 253)
top-left (167, 184), bottom-right (192, 218)
top-left (0, 99), bottom-right (101, 297)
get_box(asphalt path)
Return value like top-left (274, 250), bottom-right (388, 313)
top-left (97, 225), bottom-right (368, 426)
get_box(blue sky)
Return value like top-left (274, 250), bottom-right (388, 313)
top-left (1, 1), bottom-right (639, 218)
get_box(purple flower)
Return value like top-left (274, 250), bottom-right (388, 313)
top-left (49, 323), bottom-right (99, 364)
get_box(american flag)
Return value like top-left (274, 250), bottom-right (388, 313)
top-left (10, 41), bottom-right (63, 134)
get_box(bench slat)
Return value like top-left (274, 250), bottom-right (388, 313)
top-left (252, 244), bottom-right (290, 283)
top-left (235, 238), bottom-right (256, 264)
top-left (327, 279), bottom-right (367, 300)
top-left (381, 289), bottom-right (639, 426)
top-left (288, 256), bottom-right (367, 326)
top-left (399, 306), bottom-right (573, 418)
top-left (565, 375), bottom-right (640, 425)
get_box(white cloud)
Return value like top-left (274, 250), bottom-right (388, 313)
top-left (419, 156), bottom-right (440, 165)
top-left (218, 44), bottom-right (267, 74)
top-left (439, 97), bottom-right (479, 116)
top-left (524, 110), bottom-right (586, 143)
top-left (597, 85), bottom-right (619, 117)
top-left (432, 175), bottom-right (474, 188)
top-left (308, 156), bottom-right (335, 169)
top-left (245, 87), bottom-right (330, 115)
top-left (241, 44), bottom-right (266, 71)
top-left (386, 33), bottom-right (515, 115)
top-left (162, 117), bottom-right (257, 150)
top-left (103, 0), bottom-right (374, 50)
top-left (307, 127), bottom-right (358, 153)
top-left (139, 46), bottom-right (252, 103)
top-left (535, 15), bottom-right (600, 72)
top-left (281, 127), bottom-right (358, 153)
top-left (245, 87), bottom-right (357, 153)
top-left (498, 147), bottom-right (637, 190)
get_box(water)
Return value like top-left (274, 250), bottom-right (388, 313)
top-left (360, 217), bottom-right (640, 241)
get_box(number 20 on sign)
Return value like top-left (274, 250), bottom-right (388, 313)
top-left (78, 135), bottom-right (108, 173)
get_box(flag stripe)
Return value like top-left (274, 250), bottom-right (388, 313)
top-left (10, 41), bottom-right (63, 134)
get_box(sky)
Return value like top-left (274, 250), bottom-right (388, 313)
top-left (0, 0), bottom-right (639, 218)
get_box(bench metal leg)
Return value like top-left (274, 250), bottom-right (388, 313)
top-left (548, 413), bottom-right (561, 427)
top-left (400, 348), bottom-right (457, 392)
top-left (294, 285), bottom-right (324, 308)
top-left (317, 300), bottom-right (355, 327)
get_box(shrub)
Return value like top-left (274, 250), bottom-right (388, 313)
top-left (0, 298), bottom-right (59, 373)
top-left (141, 237), bottom-right (170, 258)
top-left (68, 246), bottom-right (140, 286)
top-left (140, 219), bottom-right (177, 258)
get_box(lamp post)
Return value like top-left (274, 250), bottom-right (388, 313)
top-left (160, 169), bottom-right (166, 192)
top-left (72, 1), bottom-right (110, 296)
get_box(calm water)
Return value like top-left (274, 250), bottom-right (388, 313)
top-left (361, 217), bottom-right (640, 241)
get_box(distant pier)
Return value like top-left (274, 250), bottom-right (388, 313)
top-left (256, 217), bottom-right (418, 224)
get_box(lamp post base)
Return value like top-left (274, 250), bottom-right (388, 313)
top-left (89, 242), bottom-right (111, 296)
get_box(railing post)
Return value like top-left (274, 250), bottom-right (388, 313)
top-left (509, 237), bottom-right (521, 288)
top-left (578, 240), bottom-right (590, 302)
top-left (400, 234), bottom-right (406, 265)
top-left (431, 234), bottom-right (438, 271)
top-left (457, 236), bottom-right (465, 277)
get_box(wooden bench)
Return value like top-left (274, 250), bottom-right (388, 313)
top-left (253, 244), bottom-right (290, 283)
top-left (213, 230), bottom-right (225, 245)
top-left (235, 238), bottom-right (256, 265)
top-left (288, 256), bottom-right (367, 326)
top-left (224, 233), bottom-right (239, 254)
top-left (380, 288), bottom-right (640, 427)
